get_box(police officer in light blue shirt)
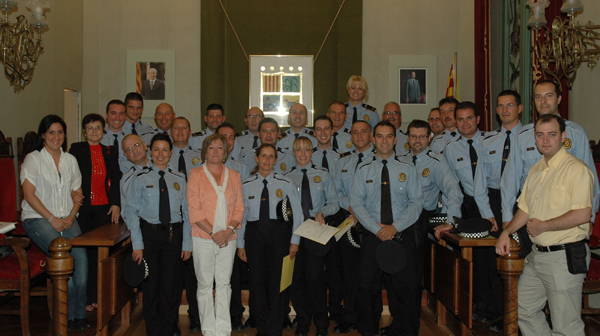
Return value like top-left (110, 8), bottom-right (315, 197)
top-left (218, 123), bottom-right (250, 180)
top-left (235, 107), bottom-right (264, 159)
top-left (120, 134), bottom-right (149, 199)
top-left (327, 101), bottom-right (355, 152)
top-left (350, 121), bottom-right (423, 336)
top-left (277, 103), bottom-right (317, 155)
top-left (168, 117), bottom-right (202, 179)
top-left (242, 118), bottom-right (295, 175)
top-left (100, 100), bottom-right (128, 167)
top-left (430, 97), bottom-right (460, 154)
top-left (501, 80), bottom-right (599, 225)
top-left (121, 133), bottom-right (191, 336)
top-left (236, 144), bottom-right (303, 336)
top-left (311, 116), bottom-right (351, 171)
top-left (123, 92), bottom-right (154, 137)
top-left (380, 102), bottom-right (409, 156)
top-left (344, 75), bottom-right (380, 130)
top-left (189, 103), bottom-right (226, 151)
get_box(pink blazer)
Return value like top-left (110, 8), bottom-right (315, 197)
top-left (186, 165), bottom-right (245, 241)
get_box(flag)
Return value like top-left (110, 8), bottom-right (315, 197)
top-left (263, 74), bottom-right (280, 93)
top-left (136, 62), bottom-right (142, 94)
top-left (446, 53), bottom-right (460, 100)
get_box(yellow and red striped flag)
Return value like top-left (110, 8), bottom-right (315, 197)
top-left (446, 53), bottom-right (460, 99)
top-left (136, 62), bottom-right (142, 94)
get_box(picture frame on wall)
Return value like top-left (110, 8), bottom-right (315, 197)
top-left (400, 68), bottom-right (426, 105)
top-left (388, 55), bottom-right (437, 122)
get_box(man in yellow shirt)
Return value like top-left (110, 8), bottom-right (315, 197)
top-left (496, 114), bottom-right (593, 336)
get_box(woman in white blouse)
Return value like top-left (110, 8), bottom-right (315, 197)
top-left (20, 115), bottom-right (89, 331)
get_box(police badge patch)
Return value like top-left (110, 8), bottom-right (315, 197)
top-left (399, 173), bottom-right (407, 182)
top-left (314, 176), bottom-right (322, 183)
top-left (565, 138), bottom-right (572, 149)
top-left (276, 189), bottom-right (283, 198)
top-left (422, 168), bottom-right (430, 177)
top-left (174, 182), bottom-right (181, 191)
top-left (280, 163), bottom-right (287, 171)
top-left (346, 140), bottom-right (353, 149)
top-left (192, 157), bottom-right (200, 165)
top-left (364, 115), bottom-right (370, 121)
top-left (404, 143), bottom-right (410, 150)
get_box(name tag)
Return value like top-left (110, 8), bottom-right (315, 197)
top-left (526, 147), bottom-right (535, 151)
top-left (489, 150), bottom-right (496, 154)
top-left (366, 180), bottom-right (373, 183)
top-left (457, 158), bottom-right (463, 162)
top-left (342, 169), bottom-right (348, 173)
top-left (248, 196), bottom-right (255, 199)
top-left (146, 185), bottom-right (154, 188)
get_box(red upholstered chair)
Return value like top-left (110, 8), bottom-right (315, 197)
top-left (582, 159), bottom-right (600, 316)
top-left (0, 131), bottom-right (50, 336)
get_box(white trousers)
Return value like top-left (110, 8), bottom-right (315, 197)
top-left (192, 237), bottom-right (236, 336)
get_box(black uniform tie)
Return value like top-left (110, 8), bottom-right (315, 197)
top-left (412, 155), bottom-right (417, 166)
top-left (380, 160), bottom-right (393, 225)
top-left (301, 169), bottom-right (313, 221)
top-left (131, 123), bottom-right (137, 135)
top-left (178, 150), bottom-right (187, 180)
top-left (332, 132), bottom-right (339, 150)
top-left (260, 180), bottom-right (269, 222)
top-left (294, 133), bottom-right (299, 139)
top-left (352, 107), bottom-right (358, 124)
top-left (467, 139), bottom-right (478, 179)
top-left (252, 135), bottom-right (259, 149)
top-left (113, 134), bottom-right (119, 149)
top-left (450, 131), bottom-right (456, 137)
top-left (321, 151), bottom-right (329, 170)
top-left (501, 130), bottom-right (511, 176)
top-left (356, 152), bottom-right (364, 169)
top-left (158, 171), bottom-right (171, 228)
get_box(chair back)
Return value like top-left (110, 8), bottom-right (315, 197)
top-left (0, 131), bottom-right (17, 222)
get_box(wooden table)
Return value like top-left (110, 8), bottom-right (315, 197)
top-left (423, 232), bottom-right (523, 336)
top-left (69, 222), bottom-right (136, 336)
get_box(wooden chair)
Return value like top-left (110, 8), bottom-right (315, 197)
top-left (0, 130), bottom-right (50, 336)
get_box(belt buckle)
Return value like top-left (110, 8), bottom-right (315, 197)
top-left (169, 223), bottom-right (173, 243)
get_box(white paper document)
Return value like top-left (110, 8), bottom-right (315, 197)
top-left (293, 219), bottom-right (340, 245)
top-left (334, 217), bottom-right (354, 241)
top-left (0, 222), bottom-right (17, 234)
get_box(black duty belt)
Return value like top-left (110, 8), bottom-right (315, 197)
top-left (140, 219), bottom-right (182, 231)
top-left (536, 240), bottom-right (584, 252)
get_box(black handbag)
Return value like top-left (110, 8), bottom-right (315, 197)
top-left (565, 241), bottom-right (588, 274)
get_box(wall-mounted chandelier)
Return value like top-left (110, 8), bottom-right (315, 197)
top-left (0, 0), bottom-right (49, 93)
top-left (527, 0), bottom-right (600, 89)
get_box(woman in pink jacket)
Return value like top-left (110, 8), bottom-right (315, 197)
top-left (186, 134), bottom-right (245, 336)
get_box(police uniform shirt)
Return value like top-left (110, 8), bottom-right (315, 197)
top-left (343, 102), bottom-right (381, 130)
top-left (168, 145), bottom-right (202, 177)
top-left (332, 145), bottom-right (375, 211)
top-left (480, 122), bottom-right (522, 189)
top-left (311, 146), bottom-right (351, 171)
top-left (142, 128), bottom-right (172, 146)
top-left (430, 129), bottom-right (460, 154)
top-left (121, 165), bottom-right (192, 252)
top-left (395, 129), bottom-right (409, 156)
top-left (101, 128), bottom-right (127, 167)
top-left (444, 131), bottom-right (494, 219)
top-left (189, 128), bottom-right (214, 151)
top-left (237, 171), bottom-right (304, 248)
top-left (398, 148), bottom-right (462, 223)
top-left (350, 155), bottom-right (424, 235)
top-left (278, 128), bottom-right (317, 155)
top-left (235, 130), bottom-right (261, 159)
top-left (120, 163), bottom-right (147, 203)
top-left (225, 157), bottom-right (250, 180)
top-left (500, 120), bottom-right (600, 222)
top-left (241, 147), bottom-right (296, 175)
top-left (124, 119), bottom-right (154, 137)
top-left (284, 164), bottom-right (340, 218)
top-left (332, 128), bottom-right (354, 152)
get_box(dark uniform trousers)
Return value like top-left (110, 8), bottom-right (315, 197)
top-left (230, 254), bottom-right (253, 319)
top-left (358, 224), bottom-right (419, 336)
top-left (140, 220), bottom-right (184, 336)
top-left (176, 256), bottom-right (200, 324)
top-left (337, 234), bottom-right (361, 324)
top-left (246, 219), bottom-right (292, 336)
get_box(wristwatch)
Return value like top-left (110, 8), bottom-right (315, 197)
top-left (228, 225), bottom-right (237, 234)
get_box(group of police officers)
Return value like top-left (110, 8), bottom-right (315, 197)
top-left (101, 75), bottom-right (598, 336)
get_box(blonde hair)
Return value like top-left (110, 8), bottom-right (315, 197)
top-left (293, 136), bottom-right (313, 152)
top-left (201, 134), bottom-right (229, 163)
top-left (346, 75), bottom-right (369, 102)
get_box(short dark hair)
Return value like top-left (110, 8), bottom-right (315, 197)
top-left (314, 115), bottom-right (333, 128)
top-left (497, 89), bottom-right (521, 106)
top-left (439, 97), bottom-right (459, 108)
top-left (124, 92), bottom-right (143, 106)
top-left (373, 120), bottom-right (396, 136)
top-left (150, 133), bottom-right (173, 150)
top-left (407, 119), bottom-right (432, 137)
top-left (105, 99), bottom-right (126, 113)
top-left (535, 114), bottom-right (565, 134)
top-left (259, 117), bottom-right (279, 133)
top-left (36, 115), bottom-right (67, 151)
top-left (82, 113), bottom-right (106, 130)
top-left (206, 103), bottom-right (224, 115)
top-left (535, 79), bottom-right (561, 97)
top-left (328, 101), bottom-right (346, 110)
top-left (173, 116), bottom-right (191, 128)
top-left (455, 101), bottom-right (479, 118)
top-left (251, 143), bottom-right (278, 175)
top-left (350, 120), bottom-right (371, 131)
top-left (216, 122), bottom-right (236, 134)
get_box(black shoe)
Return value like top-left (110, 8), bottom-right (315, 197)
top-left (480, 313), bottom-right (502, 324)
top-left (189, 320), bottom-right (201, 333)
top-left (316, 328), bottom-right (329, 336)
top-left (76, 318), bottom-right (91, 328)
top-left (333, 321), bottom-right (358, 333)
top-left (490, 320), bottom-right (503, 333)
top-left (244, 316), bottom-right (257, 329)
top-left (295, 326), bottom-right (309, 336)
top-left (172, 326), bottom-right (182, 336)
top-left (283, 316), bottom-right (294, 329)
top-left (68, 319), bottom-right (83, 331)
top-left (378, 326), bottom-right (392, 335)
top-left (472, 309), bottom-right (485, 322)
top-left (231, 317), bottom-right (244, 331)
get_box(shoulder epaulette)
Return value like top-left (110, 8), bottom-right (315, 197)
top-left (306, 129), bottom-right (315, 137)
top-left (313, 164), bottom-right (328, 172)
top-left (363, 103), bottom-right (376, 112)
top-left (426, 150), bottom-right (441, 162)
top-left (312, 147), bottom-right (318, 153)
top-left (344, 102), bottom-right (349, 107)
top-left (274, 174), bottom-right (291, 183)
top-left (191, 131), bottom-right (206, 137)
top-left (397, 151), bottom-right (410, 159)
top-left (342, 128), bottom-right (351, 134)
top-left (136, 168), bottom-right (152, 177)
top-left (279, 132), bottom-right (288, 140)
top-left (242, 174), bottom-right (258, 184)
top-left (358, 157), bottom-right (375, 169)
top-left (235, 131), bottom-right (244, 137)
top-left (167, 168), bottom-right (186, 180)
top-left (446, 136), bottom-right (461, 147)
top-left (398, 129), bottom-right (407, 135)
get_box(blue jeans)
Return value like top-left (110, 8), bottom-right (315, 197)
top-left (23, 217), bottom-right (88, 320)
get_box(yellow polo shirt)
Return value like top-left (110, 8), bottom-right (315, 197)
top-left (517, 146), bottom-right (593, 246)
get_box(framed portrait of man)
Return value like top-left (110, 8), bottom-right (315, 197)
top-left (400, 69), bottom-right (426, 105)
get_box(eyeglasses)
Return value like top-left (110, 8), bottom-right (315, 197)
top-left (85, 125), bottom-right (103, 132)
top-left (382, 111), bottom-right (401, 116)
top-left (124, 142), bottom-right (143, 153)
top-left (497, 103), bottom-right (516, 110)
top-left (409, 135), bottom-right (429, 140)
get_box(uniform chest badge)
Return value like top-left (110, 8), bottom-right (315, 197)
top-left (174, 182), bottom-right (180, 191)
top-left (276, 189), bottom-right (283, 198)
top-left (192, 157), bottom-right (200, 165)
top-left (364, 115), bottom-right (370, 121)
top-left (404, 143), bottom-right (410, 150)
top-left (422, 168), bottom-right (430, 177)
top-left (346, 140), bottom-right (353, 148)
top-left (565, 138), bottom-right (572, 149)
top-left (314, 176), bottom-right (322, 183)
top-left (399, 173), bottom-right (407, 182)
top-left (280, 163), bottom-right (287, 171)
